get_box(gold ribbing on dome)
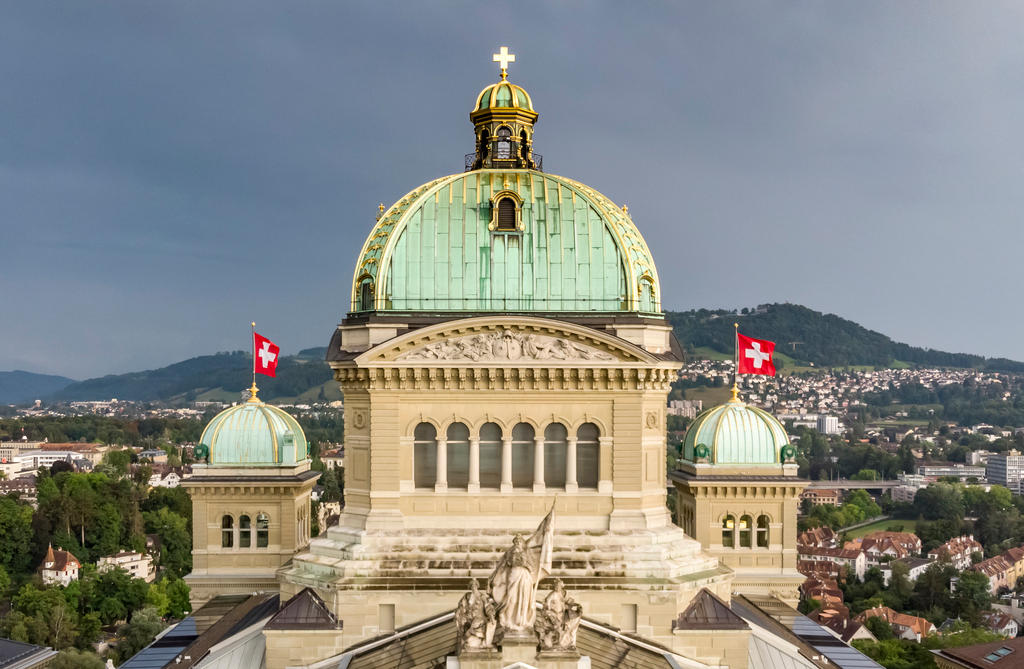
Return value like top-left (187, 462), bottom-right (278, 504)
top-left (492, 46), bottom-right (515, 80)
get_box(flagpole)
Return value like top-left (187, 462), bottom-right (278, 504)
top-left (250, 321), bottom-right (258, 401)
top-left (733, 322), bottom-right (740, 402)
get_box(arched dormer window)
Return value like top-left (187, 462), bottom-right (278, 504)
top-left (358, 277), bottom-right (374, 311)
top-left (495, 126), bottom-right (512, 160)
top-left (497, 198), bottom-right (516, 231)
top-left (489, 190), bottom-right (523, 233)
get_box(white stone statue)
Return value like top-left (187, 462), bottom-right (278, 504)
top-left (455, 579), bottom-right (498, 651)
top-left (488, 507), bottom-right (555, 634)
top-left (534, 578), bottom-right (582, 652)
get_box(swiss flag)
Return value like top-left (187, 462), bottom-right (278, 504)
top-left (737, 332), bottom-right (776, 376)
top-left (254, 333), bottom-right (280, 377)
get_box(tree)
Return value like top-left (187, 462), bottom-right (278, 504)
top-left (51, 649), bottom-right (105, 669)
top-left (851, 468), bottom-right (879, 481)
top-left (113, 607), bottom-right (165, 663)
top-left (953, 571), bottom-right (993, 624)
top-left (143, 507), bottom-right (191, 577)
top-left (864, 615), bottom-right (894, 640)
top-left (0, 497), bottom-right (33, 575)
top-left (914, 483), bottom-right (964, 522)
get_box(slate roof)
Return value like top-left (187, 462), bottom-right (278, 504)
top-left (0, 637), bottom-right (57, 668)
top-left (120, 593), bottom-right (279, 669)
top-left (264, 587), bottom-right (341, 630)
top-left (932, 636), bottom-right (1024, 668)
top-left (672, 588), bottom-right (748, 631)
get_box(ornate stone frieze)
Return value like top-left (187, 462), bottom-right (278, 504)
top-left (332, 365), bottom-right (675, 392)
top-left (397, 329), bottom-right (615, 363)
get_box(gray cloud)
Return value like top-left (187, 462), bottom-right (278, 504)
top-left (2, 1), bottom-right (1023, 378)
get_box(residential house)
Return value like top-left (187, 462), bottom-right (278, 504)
top-left (800, 576), bottom-right (843, 609)
top-left (97, 551), bottom-right (155, 583)
top-left (798, 546), bottom-right (866, 580)
top-left (846, 531), bottom-right (921, 565)
top-left (969, 544), bottom-right (1024, 594)
top-left (880, 557), bottom-right (934, 586)
top-left (980, 612), bottom-right (1019, 638)
top-left (39, 544), bottom-right (80, 586)
top-left (797, 526), bottom-right (838, 549)
top-left (930, 536), bottom-right (983, 570)
top-left (320, 448), bottom-right (344, 470)
top-left (856, 606), bottom-right (935, 642)
top-left (799, 488), bottom-right (842, 507)
top-left (808, 605), bottom-right (877, 644)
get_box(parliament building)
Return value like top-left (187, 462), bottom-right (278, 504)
top-left (129, 52), bottom-right (880, 669)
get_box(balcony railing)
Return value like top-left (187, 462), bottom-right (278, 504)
top-left (464, 154), bottom-right (543, 172)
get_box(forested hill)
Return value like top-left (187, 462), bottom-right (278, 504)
top-left (0, 371), bottom-right (76, 404)
top-left (667, 303), bottom-right (1024, 372)
top-left (47, 350), bottom-right (338, 403)
top-left (13, 304), bottom-right (1022, 405)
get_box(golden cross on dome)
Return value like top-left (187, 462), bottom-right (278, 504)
top-left (493, 46), bottom-right (515, 80)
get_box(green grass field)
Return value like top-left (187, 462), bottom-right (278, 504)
top-left (845, 518), bottom-right (917, 539)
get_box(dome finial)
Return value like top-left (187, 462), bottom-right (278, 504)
top-left (492, 46), bottom-right (515, 81)
top-left (248, 381), bottom-right (261, 403)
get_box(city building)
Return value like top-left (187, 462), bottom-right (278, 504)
top-left (0, 638), bottom-right (59, 668)
top-left (929, 535), bottom-right (983, 570)
top-left (39, 544), bottom-right (80, 586)
top-left (816, 415), bottom-right (841, 435)
top-left (986, 451), bottom-right (1024, 494)
top-left (123, 51), bottom-right (880, 669)
top-left (846, 531), bottom-right (921, 564)
top-left (932, 636), bottom-right (1024, 669)
top-left (967, 544), bottom-right (1024, 594)
top-left (800, 488), bottom-right (842, 507)
top-left (917, 464), bottom-right (987, 481)
top-left (798, 526), bottom-right (839, 549)
top-left (798, 546), bottom-right (866, 580)
top-left (879, 557), bottom-right (934, 585)
top-left (980, 611), bottom-right (1019, 638)
top-left (98, 551), bottom-right (155, 583)
top-left (667, 399), bottom-right (703, 419)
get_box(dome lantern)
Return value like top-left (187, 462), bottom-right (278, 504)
top-left (467, 47), bottom-right (540, 171)
top-left (197, 397), bottom-right (310, 468)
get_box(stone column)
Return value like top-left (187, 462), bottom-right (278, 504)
top-left (533, 437), bottom-right (545, 492)
top-left (565, 437), bottom-right (578, 492)
top-left (435, 438), bottom-right (448, 492)
top-left (500, 439), bottom-right (513, 492)
top-left (468, 437), bottom-right (480, 493)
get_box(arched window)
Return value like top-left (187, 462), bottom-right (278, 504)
top-left (722, 515), bottom-right (735, 548)
top-left (495, 126), bottom-right (512, 160)
top-left (479, 423), bottom-right (503, 489)
top-left (511, 423), bottom-right (535, 489)
top-left (544, 423), bottom-right (567, 489)
top-left (447, 423), bottom-right (470, 489)
top-left (358, 279), bottom-right (374, 311)
top-left (496, 197), bottom-right (517, 231)
top-left (519, 129), bottom-right (529, 163)
top-left (639, 277), bottom-right (655, 312)
top-left (576, 423), bottom-right (599, 489)
top-left (221, 515), bottom-right (234, 548)
top-left (478, 129), bottom-right (490, 162)
top-left (239, 514), bottom-right (252, 549)
top-left (739, 515), bottom-right (752, 548)
top-left (756, 515), bottom-right (770, 548)
top-left (256, 513), bottom-right (269, 548)
top-left (414, 423), bottom-right (437, 489)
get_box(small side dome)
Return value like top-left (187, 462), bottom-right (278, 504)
top-left (198, 399), bottom-right (309, 467)
top-left (682, 398), bottom-right (790, 466)
top-left (474, 81), bottom-right (534, 112)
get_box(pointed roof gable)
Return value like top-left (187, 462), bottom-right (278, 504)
top-left (672, 588), bottom-right (749, 631)
top-left (264, 587), bottom-right (342, 630)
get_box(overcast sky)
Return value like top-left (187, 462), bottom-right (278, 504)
top-left (3, 2), bottom-right (1024, 379)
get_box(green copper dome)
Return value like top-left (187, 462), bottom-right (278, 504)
top-left (682, 398), bottom-right (791, 466)
top-left (198, 398), bottom-right (309, 467)
top-left (351, 170), bottom-right (661, 315)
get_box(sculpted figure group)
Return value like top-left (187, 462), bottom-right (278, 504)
top-left (399, 329), bottom-right (615, 362)
top-left (456, 510), bottom-right (581, 655)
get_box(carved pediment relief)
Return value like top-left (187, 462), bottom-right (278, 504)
top-left (397, 329), bottom-right (615, 363)
top-left (359, 318), bottom-right (653, 365)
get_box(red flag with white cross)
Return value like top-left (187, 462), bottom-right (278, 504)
top-left (737, 332), bottom-right (776, 376)
top-left (253, 332), bottom-right (280, 377)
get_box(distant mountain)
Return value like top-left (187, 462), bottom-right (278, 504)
top-left (47, 350), bottom-right (340, 404)
top-left (16, 304), bottom-right (1020, 405)
top-left (0, 371), bottom-right (76, 404)
top-left (668, 303), bottom-right (1024, 372)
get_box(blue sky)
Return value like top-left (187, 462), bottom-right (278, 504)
top-left (3, 2), bottom-right (1024, 378)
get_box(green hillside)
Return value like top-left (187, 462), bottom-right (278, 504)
top-left (669, 303), bottom-right (1024, 372)
top-left (26, 303), bottom-right (1024, 405)
top-left (0, 371), bottom-right (76, 404)
top-left (49, 351), bottom-right (335, 403)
